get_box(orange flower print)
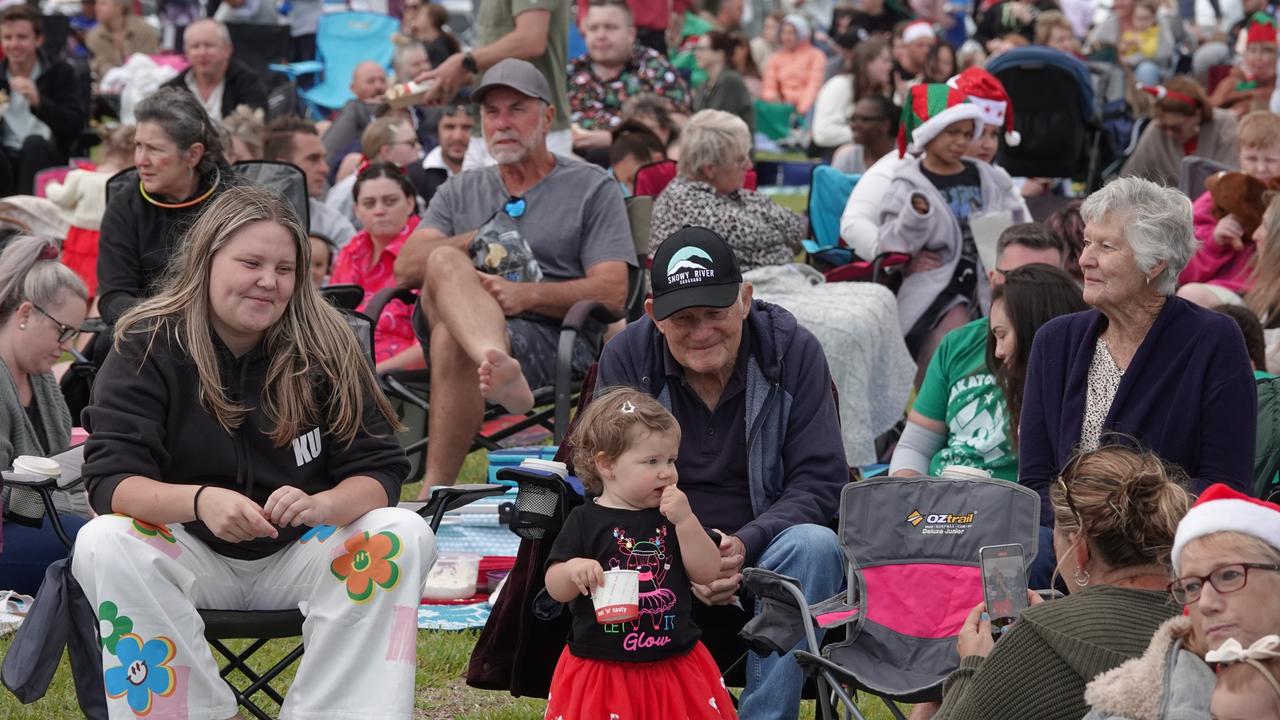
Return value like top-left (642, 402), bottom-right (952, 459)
top-left (130, 519), bottom-right (176, 544)
top-left (329, 531), bottom-right (402, 603)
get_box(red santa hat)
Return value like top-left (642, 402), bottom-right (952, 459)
top-left (948, 67), bottom-right (1021, 147)
top-left (1247, 12), bottom-right (1278, 47)
top-left (901, 20), bottom-right (936, 45)
top-left (1171, 484), bottom-right (1280, 573)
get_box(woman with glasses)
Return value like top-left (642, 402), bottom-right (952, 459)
top-left (0, 236), bottom-right (91, 594)
top-left (934, 445), bottom-right (1190, 720)
top-left (1082, 483), bottom-right (1280, 719)
top-left (649, 109), bottom-right (803, 272)
top-left (692, 30), bottom-right (756, 137)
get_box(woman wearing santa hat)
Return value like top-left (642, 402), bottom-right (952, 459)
top-left (842, 67), bottom-right (1030, 299)
top-left (1080, 484), bottom-right (1280, 719)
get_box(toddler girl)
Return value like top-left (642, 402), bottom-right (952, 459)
top-left (46, 125), bottom-right (134, 298)
top-left (1207, 635), bottom-right (1280, 720)
top-left (543, 387), bottom-right (736, 719)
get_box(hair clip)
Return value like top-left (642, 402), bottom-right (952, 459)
top-left (38, 243), bottom-right (59, 261)
top-left (1206, 635), bottom-right (1280, 664)
top-left (357, 157), bottom-right (371, 176)
top-left (620, 400), bottom-right (636, 414)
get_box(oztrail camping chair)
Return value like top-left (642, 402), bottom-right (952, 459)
top-left (365, 194), bottom-right (653, 475)
top-left (740, 475), bottom-right (1041, 720)
top-left (804, 165), bottom-right (911, 283)
top-left (270, 12), bottom-right (399, 118)
top-left (4, 451), bottom-right (507, 719)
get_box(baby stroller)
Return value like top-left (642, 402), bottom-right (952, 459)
top-left (987, 47), bottom-right (1108, 192)
top-left (740, 475), bottom-right (1041, 719)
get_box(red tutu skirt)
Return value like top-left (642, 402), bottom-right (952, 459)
top-left (61, 225), bottom-right (99, 298)
top-left (544, 642), bottom-right (737, 719)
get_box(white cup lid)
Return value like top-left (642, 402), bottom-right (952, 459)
top-left (939, 464), bottom-right (991, 479)
top-left (13, 455), bottom-right (60, 478)
top-left (520, 458), bottom-right (567, 479)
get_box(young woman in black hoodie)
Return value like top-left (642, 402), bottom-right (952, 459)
top-left (72, 185), bottom-right (431, 719)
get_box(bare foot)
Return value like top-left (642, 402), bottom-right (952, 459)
top-left (478, 348), bottom-right (535, 414)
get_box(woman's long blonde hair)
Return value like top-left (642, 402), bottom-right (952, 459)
top-left (113, 185), bottom-right (400, 446)
top-left (1247, 193), bottom-right (1280, 326)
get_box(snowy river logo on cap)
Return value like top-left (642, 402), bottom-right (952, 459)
top-left (665, 247), bottom-right (716, 286)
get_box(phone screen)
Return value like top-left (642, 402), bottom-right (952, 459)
top-left (980, 544), bottom-right (1029, 635)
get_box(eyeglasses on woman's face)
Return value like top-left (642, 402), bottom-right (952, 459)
top-left (1168, 563), bottom-right (1280, 605)
top-left (32, 303), bottom-right (80, 344)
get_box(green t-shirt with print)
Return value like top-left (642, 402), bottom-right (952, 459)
top-left (913, 318), bottom-right (1018, 482)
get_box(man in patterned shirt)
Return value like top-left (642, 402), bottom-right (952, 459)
top-left (568, 0), bottom-right (690, 157)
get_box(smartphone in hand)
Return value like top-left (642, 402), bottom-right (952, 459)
top-left (979, 543), bottom-right (1029, 638)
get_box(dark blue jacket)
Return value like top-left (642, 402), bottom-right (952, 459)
top-left (597, 300), bottom-right (848, 563)
top-left (1019, 296), bottom-right (1256, 525)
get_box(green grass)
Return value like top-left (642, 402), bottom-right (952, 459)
top-left (0, 448), bottom-right (907, 719)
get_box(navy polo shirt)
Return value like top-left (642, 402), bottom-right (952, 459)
top-left (663, 322), bottom-right (754, 536)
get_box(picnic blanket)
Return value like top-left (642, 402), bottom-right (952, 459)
top-left (746, 264), bottom-right (915, 465)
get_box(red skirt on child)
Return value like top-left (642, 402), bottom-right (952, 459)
top-left (544, 641), bottom-right (737, 720)
top-left (61, 225), bottom-right (99, 298)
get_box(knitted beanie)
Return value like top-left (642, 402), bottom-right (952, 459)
top-left (897, 83), bottom-right (986, 158)
top-left (948, 67), bottom-right (1022, 147)
top-left (1171, 483), bottom-right (1280, 573)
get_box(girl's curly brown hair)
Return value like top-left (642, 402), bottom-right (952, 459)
top-left (569, 387), bottom-right (681, 494)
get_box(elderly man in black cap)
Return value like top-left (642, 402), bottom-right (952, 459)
top-left (394, 58), bottom-right (635, 498)
top-left (595, 227), bottom-right (848, 720)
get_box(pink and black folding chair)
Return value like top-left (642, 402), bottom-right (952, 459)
top-left (741, 475), bottom-right (1041, 720)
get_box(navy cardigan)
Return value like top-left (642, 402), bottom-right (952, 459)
top-left (1019, 296), bottom-right (1256, 524)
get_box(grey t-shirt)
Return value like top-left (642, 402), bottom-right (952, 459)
top-left (422, 155), bottom-right (635, 281)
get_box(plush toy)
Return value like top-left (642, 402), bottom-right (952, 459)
top-left (1206, 170), bottom-right (1276, 238)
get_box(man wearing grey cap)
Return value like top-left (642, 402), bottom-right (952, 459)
top-left (394, 58), bottom-right (635, 498)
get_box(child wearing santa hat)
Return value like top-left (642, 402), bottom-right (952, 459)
top-left (1211, 12), bottom-right (1278, 117)
top-left (876, 83), bottom-right (1030, 378)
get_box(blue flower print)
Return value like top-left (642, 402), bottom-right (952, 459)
top-left (104, 633), bottom-right (177, 715)
top-left (300, 524), bottom-right (339, 543)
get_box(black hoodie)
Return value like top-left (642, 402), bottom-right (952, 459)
top-left (81, 325), bottom-right (409, 560)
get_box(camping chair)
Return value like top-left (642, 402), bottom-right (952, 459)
top-left (803, 165), bottom-right (911, 284)
top-left (270, 12), bottom-right (399, 118)
top-left (1179, 155), bottom-right (1232, 200)
top-left (4, 453), bottom-right (507, 719)
top-left (366, 194), bottom-right (652, 466)
top-left (740, 475), bottom-right (1041, 720)
top-left (633, 159), bottom-right (758, 201)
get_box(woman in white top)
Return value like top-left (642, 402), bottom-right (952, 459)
top-left (811, 37), bottom-right (892, 151)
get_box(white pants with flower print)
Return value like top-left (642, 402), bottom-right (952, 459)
top-left (71, 507), bottom-right (435, 720)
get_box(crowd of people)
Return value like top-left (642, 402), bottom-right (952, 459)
top-left (1, 0), bottom-right (1280, 718)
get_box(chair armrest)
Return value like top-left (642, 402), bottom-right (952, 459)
top-left (740, 568), bottom-right (824, 657)
top-left (364, 287), bottom-right (418, 327)
top-left (561, 299), bottom-right (625, 332)
top-left (269, 61), bottom-right (324, 78)
top-left (2, 471), bottom-right (59, 490)
top-left (417, 483), bottom-right (508, 532)
top-left (872, 252), bottom-right (912, 283)
top-left (321, 283), bottom-right (366, 312)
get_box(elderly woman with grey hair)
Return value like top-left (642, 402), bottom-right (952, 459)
top-left (649, 109), bottom-right (804, 271)
top-left (1018, 176), bottom-right (1256, 530)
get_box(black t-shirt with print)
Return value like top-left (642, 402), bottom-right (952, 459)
top-left (921, 160), bottom-right (984, 295)
top-left (547, 501), bottom-right (700, 663)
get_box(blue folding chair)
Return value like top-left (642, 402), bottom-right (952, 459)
top-left (803, 164), bottom-right (910, 283)
top-left (271, 12), bottom-right (399, 118)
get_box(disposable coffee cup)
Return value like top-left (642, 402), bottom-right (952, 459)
top-left (520, 458), bottom-right (568, 480)
top-left (12, 455), bottom-right (60, 480)
top-left (939, 465), bottom-right (992, 480)
top-left (592, 569), bottom-right (639, 624)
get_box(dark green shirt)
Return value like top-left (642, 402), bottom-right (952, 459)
top-left (936, 585), bottom-right (1181, 720)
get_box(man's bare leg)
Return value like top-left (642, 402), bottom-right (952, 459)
top-left (417, 321), bottom-right (486, 495)
top-left (427, 247), bottom-right (534, 413)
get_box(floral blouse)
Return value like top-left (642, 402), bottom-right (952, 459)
top-left (649, 176), bottom-right (804, 272)
top-left (330, 215), bottom-right (420, 364)
top-left (567, 45), bottom-right (691, 130)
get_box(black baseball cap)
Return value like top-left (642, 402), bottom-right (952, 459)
top-left (650, 227), bottom-right (743, 321)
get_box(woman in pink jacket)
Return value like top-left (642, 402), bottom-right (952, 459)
top-left (761, 14), bottom-right (827, 116)
top-left (1179, 110), bottom-right (1280, 307)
